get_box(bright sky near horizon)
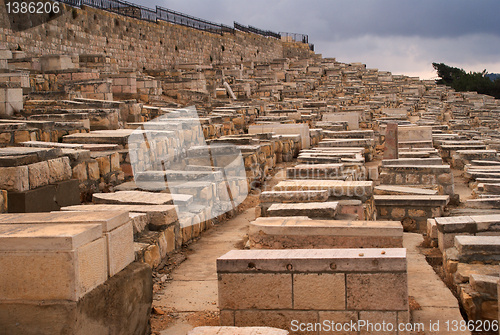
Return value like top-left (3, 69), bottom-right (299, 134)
top-left (132, 0), bottom-right (500, 80)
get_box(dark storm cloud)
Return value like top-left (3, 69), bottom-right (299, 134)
top-left (133, 0), bottom-right (500, 41)
top-left (130, 0), bottom-right (500, 79)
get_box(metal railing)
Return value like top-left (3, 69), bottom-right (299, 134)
top-left (53, 0), bottom-right (311, 43)
top-left (234, 21), bottom-right (281, 39)
top-left (157, 6), bottom-right (234, 35)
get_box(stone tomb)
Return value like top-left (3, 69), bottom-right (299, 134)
top-left (266, 202), bottom-right (339, 219)
top-left (258, 190), bottom-right (328, 217)
top-left (0, 223), bottom-right (107, 301)
top-left (397, 125), bottom-right (433, 149)
top-left (374, 195), bottom-right (449, 232)
top-left (248, 123), bottom-right (310, 149)
top-left (217, 249), bottom-right (409, 333)
top-left (432, 214), bottom-right (500, 251)
top-left (322, 112), bottom-right (360, 130)
top-left (248, 217), bottom-right (403, 248)
top-left (0, 211), bottom-right (134, 277)
top-left (273, 180), bottom-right (373, 201)
top-left (379, 164), bottom-right (454, 195)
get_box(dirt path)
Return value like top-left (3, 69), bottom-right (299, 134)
top-left (150, 163), bottom-right (293, 334)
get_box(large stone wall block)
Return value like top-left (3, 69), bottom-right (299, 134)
top-left (346, 273), bottom-right (409, 311)
top-left (218, 273), bottom-right (292, 310)
top-left (293, 273), bottom-right (345, 310)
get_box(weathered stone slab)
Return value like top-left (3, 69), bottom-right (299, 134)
top-left (466, 198), bottom-right (500, 209)
top-left (93, 190), bottom-right (176, 205)
top-left (249, 217), bottom-right (403, 248)
top-left (455, 236), bottom-right (500, 263)
top-left (260, 190), bottom-right (329, 203)
top-left (273, 180), bottom-right (373, 201)
top-left (374, 185), bottom-right (438, 195)
top-left (0, 223), bottom-right (107, 301)
top-left (435, 216), bottom-right (476, 251)
top-left (469, 274), bottom-right (498, 298)
top-left (374, 195), bottom-right (450, 206)
top-left (135, 170), bottom-right (224, 183)
top-left (323, 112), bottom-right (360, 130)
top-left (382, 157), bottom-right (443, 166)
top-left (61, 204), bottom-right (178, 231)
top-left (435, 216), bottom-right (476, 233)
top-left (398, 125), bottom-right (432, 142)
top-left (319, 138), bottom-right (374, 148)
top-left (267, 202), bottom-right (338, 219)
top-left (63, 129), bottom-right (134, 148)
top-left (470, 215), bottom-right (500, 232)
top-left (217, 248), bottom-right (407, 273)
top-left (248, 123), bottom-right (310, 149)
top-left (384, 123), bottom-right (398, 159)
top-left (0, 147), bottom-right (62, 166)
top-left (0, 211), bottom-right (129, 231)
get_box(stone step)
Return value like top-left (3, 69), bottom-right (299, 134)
top-left (266, 201), bottom-right (338, 219)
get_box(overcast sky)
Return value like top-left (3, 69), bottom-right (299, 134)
top-left (133, 0), bottom-right (500, 79)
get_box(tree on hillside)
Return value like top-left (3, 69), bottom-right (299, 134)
top-left (432, 62), bottom-right (500, 99)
